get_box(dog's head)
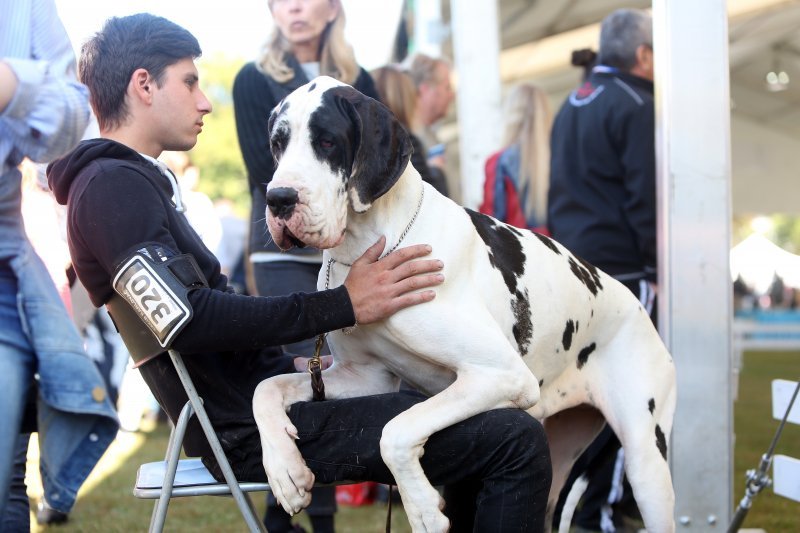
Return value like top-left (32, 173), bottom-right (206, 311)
top-left (265, 76), bottom-right (412, 250)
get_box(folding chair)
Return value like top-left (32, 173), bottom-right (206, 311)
top-left (133, 350), bottom-right (270, 533)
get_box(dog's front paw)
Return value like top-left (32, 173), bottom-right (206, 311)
top-left (402, 488), bottom-right (449, 533)
top-left (406, 503), bottom-right (449, 533)
top-left (261, 425), bottom-right (315, 515)
top-left (266, 459), bottom-right (314, 515)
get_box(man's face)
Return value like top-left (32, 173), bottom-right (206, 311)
top-left (420, 62), bottom-right (454, 125)
top-left (151, 58), bottom-right (212, 152)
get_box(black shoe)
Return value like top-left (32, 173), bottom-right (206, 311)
top-left (35, 500), bottom-right (69, 525)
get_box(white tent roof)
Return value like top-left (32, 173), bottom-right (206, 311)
top-left (730, 233), bottom-right (800, 292)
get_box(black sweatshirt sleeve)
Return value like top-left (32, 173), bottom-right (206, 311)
top-left (176, 285), bottom-right (354, 353)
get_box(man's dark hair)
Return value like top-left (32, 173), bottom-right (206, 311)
top-left (79, 13), bottom-right (202, 131)
top-left (597, 9), bottom-right (652, 71)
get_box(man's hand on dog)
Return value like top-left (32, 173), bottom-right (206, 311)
top-left (344, 236), bottom-right (444, 325)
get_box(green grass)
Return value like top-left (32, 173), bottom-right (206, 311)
top-left (28, 425), bottom-right (411, 532)
top-left (26, 350), bottom-right (799, 531)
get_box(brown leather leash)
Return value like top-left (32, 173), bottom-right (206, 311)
top-left (308, 334), bottom-right (326, 401)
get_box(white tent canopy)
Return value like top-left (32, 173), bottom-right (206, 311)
top-left (731, 233), bottom-right (800, 292)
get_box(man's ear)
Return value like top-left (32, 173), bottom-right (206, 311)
top-left (331, 87), bottom-right (412, 213)
top-left (634, 44), bottom-right (654, 78)
top-left (131, 68), bottom-right (153, 102)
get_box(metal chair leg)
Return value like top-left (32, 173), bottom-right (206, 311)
top-left (149, 401), bottom-right (195, 533)
top-left (168, 350), bottom-right (267, 533)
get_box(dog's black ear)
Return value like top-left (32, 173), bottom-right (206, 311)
top-left (330, 87), bottom-right (413, 212)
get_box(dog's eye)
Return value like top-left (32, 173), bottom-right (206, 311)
top-left (318, 138), bottom-right (334, 150)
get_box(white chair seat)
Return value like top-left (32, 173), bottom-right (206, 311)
top-left (134, 458), bottom-right (271, 498)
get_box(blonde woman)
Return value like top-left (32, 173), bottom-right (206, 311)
top-left (233, 2), bottom-right (378, 530)
top-left (480, 83), bottom-right (552, 233)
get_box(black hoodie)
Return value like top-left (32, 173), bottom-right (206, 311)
top-left (48, 138), bottom-right (356, 457)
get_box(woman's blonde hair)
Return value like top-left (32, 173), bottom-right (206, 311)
top-left (502, 83), bottom-right (553, 225)
top-left (260, 0), bottom-right (359, 84)
top-left (371, 65), bottom-right (416, 129)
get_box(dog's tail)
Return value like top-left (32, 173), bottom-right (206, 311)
top-left (558, 474), bottom-right (589, 533)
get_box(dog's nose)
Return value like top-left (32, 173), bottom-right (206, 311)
top-left (266, 187), bottom-right (299, 219)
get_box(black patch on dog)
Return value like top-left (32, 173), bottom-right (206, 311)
top-left (534, 232), bottom-right (561, 255)
top-left (568, 256), bottom-right (603, 296)
top-left (655, 425), bottom-right (667, 460)
top-left (648, 398), bottom-right (656, 414)
top-left (466, 209), bottom-right (525, 292)
top-left (308, 82), bottom-right (317, 92)
top-left (511, 289), bottom-right (532, 355)
top-left (576, 342), bottom-right (596, 369)
top-left (562, 320), bottom-right (575, 351)
top-left (539, 379), bottom-right (544, 387)
top-left (465, 209), bottom-right (532, 354)
top-left (269, 123), bottom-right (290, 163)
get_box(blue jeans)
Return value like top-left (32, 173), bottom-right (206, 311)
top-left (1, 434), bottom-right (31, 533)
top-left (0, 263), bottom-right (36, 525)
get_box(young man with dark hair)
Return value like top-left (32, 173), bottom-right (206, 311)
top-left (48, 13), bottom-right (552, 531)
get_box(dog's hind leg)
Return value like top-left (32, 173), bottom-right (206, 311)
top-left (618, 426), bottom-right (675, 533)
top-left (541, 405), bottom-right (606, 533)
top-left (612, 378), bottom-right (677, 533)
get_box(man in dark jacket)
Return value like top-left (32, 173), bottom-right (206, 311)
top-left (548, 8), bottom-right (656, 533)
top-left (47, 13), bottom-right (553, 531)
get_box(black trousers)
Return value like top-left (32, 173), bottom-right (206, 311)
top-left (207, 391), bottom-right (552, 532)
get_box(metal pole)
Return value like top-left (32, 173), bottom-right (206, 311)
top-left (653, 0), bottom-right (734, 528)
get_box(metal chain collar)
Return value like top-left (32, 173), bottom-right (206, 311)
top-left (325, 185), bottom-right (425, 289)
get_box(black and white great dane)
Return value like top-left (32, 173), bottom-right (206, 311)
top-left (252, 76), bottom-right (677, 533)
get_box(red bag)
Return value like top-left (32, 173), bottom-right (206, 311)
top-left (335, 482), bottom-right (378, 506)
top-left (480, 151), bottom-right (527, 229)
top-left (480, 150), bottom-right (550, 236)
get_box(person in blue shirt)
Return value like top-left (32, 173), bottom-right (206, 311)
top-left (0, 0), bottom-right (119, 529)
